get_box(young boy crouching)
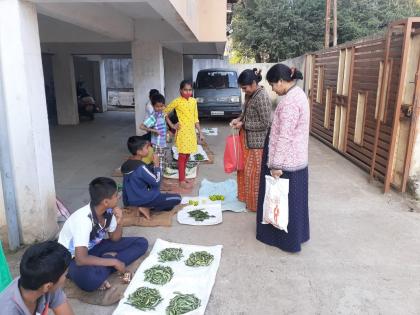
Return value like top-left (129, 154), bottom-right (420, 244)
top-left (58, 177), bottom-right (148, 292)
top-left (121, 136), bottom-right (181, 219)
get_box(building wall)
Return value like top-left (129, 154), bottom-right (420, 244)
top-left (105, 58), bottom-right (133, 89)
top-left (163, 48), bottom-right (184, 103)
top-left (0, 174), bottom-right (5, 227)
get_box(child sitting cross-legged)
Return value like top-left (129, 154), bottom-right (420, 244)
top-left (121, 136), bottom-right (181, 219)
top-left (58, 177), bottom-right (148, 292)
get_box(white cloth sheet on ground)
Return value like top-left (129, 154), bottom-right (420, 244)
top-left (199, 178), bottom-right (246, 213)
top-left (112, 238), bottom-right (222, 315)
top-left (172, 145), bottom-right (209, 162)
top-left (201, 128), bottom-right (218, 136)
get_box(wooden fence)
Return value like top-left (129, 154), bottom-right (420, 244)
top-left (306, 18), bottom-right (420, 192)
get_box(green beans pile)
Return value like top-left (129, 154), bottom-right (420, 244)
top-left (209, 194), bottom-right (225, 201)
top-left (166, 292), bottom-right (201, 315)
top-left (188, 200), bottom-right (199, 206)
top-left (125, 287), bottom-right (163, 311)
top-left (144, 265), bottom-right (173, 285)
top-left (194, 153), bottom-right (204, 161)
top-left (188, 209), bottom-right (215, 222)
top-left (158, 248), bottom-right (184, 262)
top-left (185, 251), bottom-right (214, 267)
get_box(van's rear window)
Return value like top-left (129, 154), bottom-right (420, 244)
top-left (196, 71), bottom-right (238, 89)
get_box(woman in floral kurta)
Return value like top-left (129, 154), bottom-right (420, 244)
top-left (165, 80), bottom-right (204, 189)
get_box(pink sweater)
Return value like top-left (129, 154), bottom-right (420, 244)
top-left (268, 86), bottom-right (309, 172)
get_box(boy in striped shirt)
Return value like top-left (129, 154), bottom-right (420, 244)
top-left (140, 93), bottom-right (167, 168)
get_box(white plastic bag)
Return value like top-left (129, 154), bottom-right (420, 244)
top-left (262, 175), bottom-right (289, 232)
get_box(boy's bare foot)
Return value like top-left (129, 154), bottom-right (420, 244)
top-left (98, 280), bottom-right (111, 291)
top-left (138, 207), bottom-right (151, 220)
top-left (179, 181), bottom-right (193, 189)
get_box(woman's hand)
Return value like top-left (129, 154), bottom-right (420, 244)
top-left (172, 123), bottom-right (180, 130)
top-left (270, 169), bottom-right (283, 178)
top-left (230, 118), bottom-right (243, 129)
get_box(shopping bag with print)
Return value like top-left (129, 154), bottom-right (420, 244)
top-left (262, 175), bottom-right (289, 231)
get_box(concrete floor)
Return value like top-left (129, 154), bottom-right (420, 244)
top-left (6, 111), bottom-right (420, 315)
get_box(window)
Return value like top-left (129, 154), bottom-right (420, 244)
top-left (354, 92), bottom-right (367, 145)
top-left (316, 66), bottom-right (324, 103)
top-left (196, 71), bottom-right (238, 89)
top-left (337, 48), bottom-right (353, 96)
top-left (324, 88), bottom-right (332, 129)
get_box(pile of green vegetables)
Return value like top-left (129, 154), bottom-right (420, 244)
top-left (194, 153), bottom-right (204, 161)
top-left (125, 287), bottom-right (163, 311)
top-left (158, 248), bottom-right (184, 262)
top-left (209, 194), bottom-right (225, 201)
top-left (188, 200), bottom-right (199, 206)
top-left (185, 251), bottom-right (214, 267)
top-left (188, 209), bottom-right (215, 222)
top-left (144, 265), bottom-right (173, 285)
top-left (166, 292), bottom-right (201, 315)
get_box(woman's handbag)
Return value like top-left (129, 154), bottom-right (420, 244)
top-left (223, 129), bottom-right (244, 173)
top-left (262, 175), bottom-right (289, 231)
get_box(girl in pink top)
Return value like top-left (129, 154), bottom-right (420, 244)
top-left (256, 64), bottom-right (310, 253)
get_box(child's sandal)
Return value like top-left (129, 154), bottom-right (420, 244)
top-left (121, 272), bottom-right (132, 284)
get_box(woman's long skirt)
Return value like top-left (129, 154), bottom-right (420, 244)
top-left (237, 130), bottom-right (263, 212)
top-left (256, 132), bottom-right (310, 252)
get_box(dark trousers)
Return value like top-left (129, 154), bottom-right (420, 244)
top-left (142, 193), bottom-right (181, 211)
top-left (68, 237), bottom-right (148, 292)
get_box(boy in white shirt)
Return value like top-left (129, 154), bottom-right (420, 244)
top-left (58, 177), bottom-right (148, 292)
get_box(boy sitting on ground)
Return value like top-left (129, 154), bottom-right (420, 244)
top-left (140, 93), bottom-right (167, 168)
top-left (121, 136), bottom-right (181, 219)
top-left (58, 177), bottom-right (148, 292)
top-left (0, 241), bottom-right (74, 315)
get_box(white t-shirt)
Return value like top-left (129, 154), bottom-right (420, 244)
top-left (58, 204), bottom-right (117, 256)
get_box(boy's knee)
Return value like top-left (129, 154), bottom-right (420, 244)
top-left (69, 267), bottom-right (109, 292)
top-left (134, 237), bottom-right (148, 254)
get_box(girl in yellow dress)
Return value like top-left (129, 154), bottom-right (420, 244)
top-left (165, 80), bottom-right (204, 189)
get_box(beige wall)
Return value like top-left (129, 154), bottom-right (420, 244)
top-left (169, 0), bottom-right (226, 42)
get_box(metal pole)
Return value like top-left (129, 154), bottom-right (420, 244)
top-left (0, 50), bottom-right (21, 251)
top-left (325, 0), bottom-right (331, 48)
top-left (333, 0), bottom-right (338, 46)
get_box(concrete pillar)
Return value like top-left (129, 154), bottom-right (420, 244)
top-left (164, 48), bottom-right (184, 103)
top-left (53, 51), bottom-right (79, 125)
top-left (183, 55), bottom-right (193, 82)
top-left (0, 0), bottom-right (58, 244)
top-left (0, 175), bottom-right (6, 227)
top-left (100, 59), bottom-right (108, 112)
top-left (92, 61), bottom-right (103, 111)
top-left (132, 41), bottom-right (164, 133)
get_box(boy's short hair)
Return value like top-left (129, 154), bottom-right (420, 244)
top-left (19, 241), bottom-right (71, 290)
top-left (127, 136), bottom-right (149, 156)
top-left (89, 177), bottom-right (117, 206)
top-left (151, 94), bottom-right (165, 106)
top-left (149, 89), bottom-right (159, 98)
